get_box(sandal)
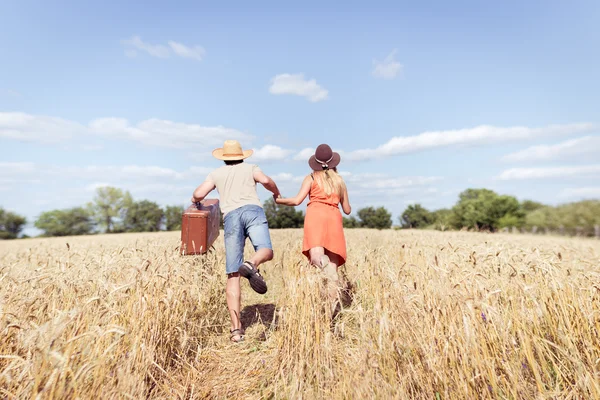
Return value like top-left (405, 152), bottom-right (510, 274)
top-left (230, 328), bottom-right (245, 343)
top-left (238, 261), bottom-right (268, 294)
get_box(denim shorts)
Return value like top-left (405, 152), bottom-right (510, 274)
top-left (223, 204), bottom-right (273, 275)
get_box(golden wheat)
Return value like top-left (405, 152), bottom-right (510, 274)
top-left (1, 229), bottom-right (599, 399)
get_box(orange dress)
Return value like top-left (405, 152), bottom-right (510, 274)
top-left (302, 177), bottom-right (347, 265)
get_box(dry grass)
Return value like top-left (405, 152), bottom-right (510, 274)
top-left (1, 229), bottom-right (599, 399)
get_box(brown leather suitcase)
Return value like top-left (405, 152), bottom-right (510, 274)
top-left (180, 199), bottom-right (221, 255)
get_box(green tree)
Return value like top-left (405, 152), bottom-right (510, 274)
top-left (523, 200), bottom-right (600, 236)
top-left (525, 206), bottom-right (560, 232)
top-left (263, 198), bottom-right (304, 229)
top-left (123, 200), bottom-right (164, 232)
top-left (165, 205), bottom-right (184, 231)
top-left (451, 189), bottom-right (524, 231)
top-left (35, 207), bottom-right (94, 236)
top-left (400, 204), bottom-right (433, 228)
top-left (87, 186), bottom-right (132, 233)
top-left (520, 200), bottom-right (545, 214)
top-left (343, 216), bottom-right (359, 228)
top-left (0, 208), bottom-right (27, 239)
top-left (357, 206), bottom-right (393, 229)
top-left (431, 208), bottom-right (453, 231)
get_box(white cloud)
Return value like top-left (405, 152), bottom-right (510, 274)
top-left (348, 174), bottom-right (442, 191)
top-left (1, 163), bottom-right (215, 186)
top-left (85, 182), bottom-right (112, 192)
top-left (269, 74), bottom-right (328, 102)
top-left (185, 166), bottom-right (213, 177)
top-left (168, 41), bottom-right (205, 61)
top-left (1, 89), bottom-right (23, 98)
top-left (0, 162), bottom-right (39, 185)
top-left (559, 187), bottom-right (600, 198)
top-left (334, 172), bottom-right (443, 201)
top-left (86, 182), bottom-right (193, 196)
top-left (250, 145), bottom-right (294, 162)
top-left (372, 49), bottom-right (403, 79)
top-left (346, 123), bottom-right (596, 162)
top-left (90, 117), bottom-right (251, 149)
top-left (121, 36), bottom-right (171, 58)
top-left (270, 173), bottom-right (295, 182)
top-left (0, 162), bottom-right (36, 174)
top-left (121, 36), bottom-right (205, 61)
top-left (498, 165), bottom-right (600, 180)
top-left (0, 112), bottom-right (87, 142)
top-left (502, 136), bottom-right (600, 163)
top-left (293, 147), bottom-right (315, 161)
top-left (1, 112), bottom-right (253, 150)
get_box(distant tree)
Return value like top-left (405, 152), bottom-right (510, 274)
top-left (523, 201), bottom-right (600, 236)
top-left (357, 206), bottom-right (392, 229)
top-left (497, 214), bottom-right (523, 230)
top-left (431, 208), bottom-right (454, 231)
top-left (451, 188), bottom-right (524, 231)
top-left (123, 200), bottom-right (164, 232)
top-left (165, 205), bottom-right (184, 231)
top-left (35, 207), bottom-right (94, 236)
top-left (0, 208), bottom-right (27, 239)
top-left (87, 186), bottom-right (132, 233)
top-left (263, 198), bottom-right (304, 229)
top-left (400, 204), bottom-right (433, 228)
top-left (343, 216), bottom-right (359, 228)
top-left (520, 200), bottom-right (545, 214)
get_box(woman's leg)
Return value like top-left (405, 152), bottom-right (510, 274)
top-left (308, 247), bottom-right (326, 268)
top-left (322, 251), bottom-right (342, 310)
top-left (323, 250), bottom-right (341, 279)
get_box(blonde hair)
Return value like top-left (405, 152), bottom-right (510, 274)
top-left (313, 168), bottom-right (346, 198)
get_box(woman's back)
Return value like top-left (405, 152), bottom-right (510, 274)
top-left (308, 174), bottom-right (341, 207)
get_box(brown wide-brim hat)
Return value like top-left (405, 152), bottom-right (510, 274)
top-left (212, 140), bottom-right (253, 161)
top-left (308, 143), bottom-right (341, 171)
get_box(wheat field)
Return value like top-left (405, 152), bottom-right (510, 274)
top-left (0, 229), bottom-right (599, 399)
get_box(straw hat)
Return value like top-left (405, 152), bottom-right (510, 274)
top-left (212, 140), bottom-right (253, 161)
top-left (308, 144), bottom-right (341, 171)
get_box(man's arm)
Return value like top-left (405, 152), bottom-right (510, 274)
top-left (253, 169), bottom-right (281, 197)
top-left (191, 180), bottom-right (216, 203)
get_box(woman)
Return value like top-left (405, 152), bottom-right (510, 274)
top-left (276, 144), bottom-right (351, 283)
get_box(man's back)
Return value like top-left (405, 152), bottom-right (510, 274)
top-left (207, 163), bottom-right (263, 216)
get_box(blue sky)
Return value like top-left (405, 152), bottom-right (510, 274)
top-left (1, 0), bottom-right (599, 235)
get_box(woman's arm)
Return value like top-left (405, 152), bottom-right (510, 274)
top-left (276, 175), bottom-right (312, 206)
top-left (341, 185), bottom-right (351, 215)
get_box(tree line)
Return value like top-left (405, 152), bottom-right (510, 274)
top-left (0, 186), bottom-right (185, 238)
top-left (2, 186), bottom-right (599, 239)
top-left (262, 198), bottom-right (394, 230)
top-left (400, 188), bottom-right (600, 237)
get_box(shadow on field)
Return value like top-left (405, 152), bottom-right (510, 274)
top-left (240, 303), bottom-right (278, 338)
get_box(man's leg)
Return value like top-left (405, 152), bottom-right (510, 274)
top-left (250, 248), bottom-right (273, 270)
top-left (223, 210), bottom-right (245, 340)
top-left (226, 273), bottom-right (242, 331)
top-left (239, 206), bottom-right (272, 294)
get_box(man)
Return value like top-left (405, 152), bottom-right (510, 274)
top-left (191, 139), bottom-right (281, 343)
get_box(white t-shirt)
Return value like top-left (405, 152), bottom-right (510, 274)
top-left (206, 163), bottom-right (263, 216)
